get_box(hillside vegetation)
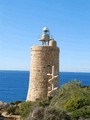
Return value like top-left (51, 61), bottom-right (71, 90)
top-left (50, 81), bottom-right (90, 119)
top-left (6, 81), bottom-right (90, 120)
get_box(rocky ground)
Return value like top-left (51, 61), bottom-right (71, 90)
top-left (0, 101), bottom-right (20, 120)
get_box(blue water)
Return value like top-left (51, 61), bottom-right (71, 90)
top-left (0, 71), bottom-right (90, 102)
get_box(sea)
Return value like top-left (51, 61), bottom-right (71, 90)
top-left (0, 71), bottom-right (90, 103)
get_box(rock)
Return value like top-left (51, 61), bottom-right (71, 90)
top-left (78, 116), bottom-right (85, 120)
top-left (1, 112), bottom-right (20, 120)
top-left (0, 101), bottom-right (9, 110)
top-left (0, 112), bottom-right (4, 120)
top-left (0, 101), bottom-right (20, 120)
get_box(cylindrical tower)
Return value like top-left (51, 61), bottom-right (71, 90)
top-left (26, 27), bottom-right (59, 101)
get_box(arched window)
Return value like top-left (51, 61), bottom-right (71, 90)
top-left (47, 65), bottom-right (52, 74)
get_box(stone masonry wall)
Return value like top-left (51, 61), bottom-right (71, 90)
top-left (27, 46), bottom-right (59, 101)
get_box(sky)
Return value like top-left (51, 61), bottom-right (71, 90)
top-left (0, 0), bottom-right (90, 72)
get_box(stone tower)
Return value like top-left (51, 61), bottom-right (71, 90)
top-left (26, 27), bottom-right (59, 101)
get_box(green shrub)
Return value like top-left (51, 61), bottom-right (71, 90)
top-left (44, 107), bottom-right (71, 120)
top-left (18, 101), bottom-right (34, 120)
top-left (7, 106), bottom-right (16, 114)
top-left (26, 107), bottom-right (71, 120)
top-left (50, 81), bottom-right (90, 112)
top-left (65, 97), bottom-right (90, 112)
top-left (26, 106), bottom-right (44, 120)
top-left (14, 100), bottom-right (22, 104)
top-left (71, 106), bottom-right (90, 119)
top-left (10, 100), bottom-right (22, 105)
top-left (39, 96), bottom-right (53, 108)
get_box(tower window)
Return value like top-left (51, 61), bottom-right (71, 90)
top-left (47, 65), bottom-right (51, 74)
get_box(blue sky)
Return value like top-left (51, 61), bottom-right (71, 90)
top-left (0, 0), bottom-right (90, 72)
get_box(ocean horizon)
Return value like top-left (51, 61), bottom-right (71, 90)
top-left (0, 70), bottom-right (90, 102)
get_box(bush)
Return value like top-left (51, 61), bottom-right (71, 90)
top-left (44, 107), bottom-right (71, 120)
top-left (18, 101), bottom-right (34, 120)
top-left (65, 97), bottom-right (90, 112)
top-left (26, 106), bottom-right (44, 120)
top-left (10, 100), bottom-right (22, 105)
top-left (26, 107), bottom-right (71, 120)
top-left (50, 81), bottom-right (90, 111)
top-left (39, 96), bottom-right (53, 108)
top-left (7, 106), bottom-right (16, 114)
top-left (14, 100), bottom-right (22, 105)
top-left (71, 106), bottom-right (90, 119)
